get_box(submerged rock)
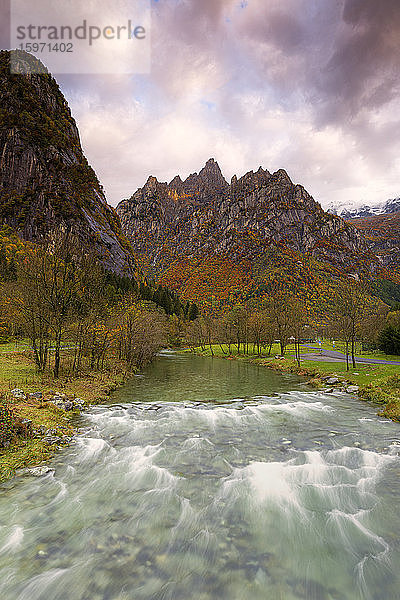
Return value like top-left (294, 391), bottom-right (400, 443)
top-left (23, 466), bottom-right (54, 477)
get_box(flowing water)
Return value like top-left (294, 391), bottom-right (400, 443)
top-left (1, 352), bottom-right (400, 600)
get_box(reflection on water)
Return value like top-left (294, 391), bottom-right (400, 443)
top-left (1, 352), bottom-right (400, 600)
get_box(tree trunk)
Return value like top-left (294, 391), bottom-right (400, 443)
top-left (208, 334), bottom-right (214, 357)
top-left (351, 337), bottom-right (356, 368)
top-left (54, 331), bottom-right (62, 378)
top-left (296, 339), bottom-right (301, 367)
top-left (31, 338), bottom-right (42, 371)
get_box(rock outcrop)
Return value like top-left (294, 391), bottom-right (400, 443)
top-left (117, 159), bottom-right (375, 274)
top-left (116, 158), bottom-right (385, 310)
top-left (0, 50), bottom-right (135, 275)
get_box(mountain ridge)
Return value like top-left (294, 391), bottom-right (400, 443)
top-left (116, 158), bottom-right (383, 312)
top-left (117, 158), bottom-right (373, 264)
top-left (328, 198), bottom-right (400, 219)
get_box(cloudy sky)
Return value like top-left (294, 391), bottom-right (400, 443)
top-left (3, 0), bottom-right (400, 208)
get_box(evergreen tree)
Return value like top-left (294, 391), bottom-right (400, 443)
top-left (188, 303), bottom-right (199, 321)
top-left (378, 326), bottom-right (400, 355)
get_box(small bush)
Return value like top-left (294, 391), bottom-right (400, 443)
top-left (0, 398), bottom-right (16, 447)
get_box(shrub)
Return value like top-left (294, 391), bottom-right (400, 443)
top-left (0, 398), bottom-right (16, 448)
top-left (378, 326), bottom-right (400, 355)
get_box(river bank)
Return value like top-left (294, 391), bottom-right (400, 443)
top-left (0, 350), bottom-right (132, 482)
top-left (183, 346), bottom-right (400, 421)
top-left (1, 351), bottom-right (399, 600)
top-left (2, 343), bottom-right (398, 483)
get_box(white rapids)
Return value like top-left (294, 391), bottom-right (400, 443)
top-left (0, 353), bottom-right (399, 600)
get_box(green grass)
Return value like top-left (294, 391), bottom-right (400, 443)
top-left (0, 396), bottom-right (72, 483)
top-left (0, 339), bottom-right (31, 353)
top-left (0, 439), bottom-right (57, 482)
top-left (298, 360), bottom-right (399, 387)
top-left (188, 341), bottom-right (400, 366)
top-left (0, 349), bottom-right (130, 483)
top-left (300, 339), bottom-right (400, 362)
top-left (0, 351), bottom-right (40, 386)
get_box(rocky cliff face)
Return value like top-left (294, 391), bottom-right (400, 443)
top-left (116, 158), bottom-right (383, 310)
top-left (0, 50), bottom-right (135, 275)
top-left (117, 158), bottom-right (374, 273)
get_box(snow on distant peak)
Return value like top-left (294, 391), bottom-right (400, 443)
top-left (327, 198), bottom-right (400, 219)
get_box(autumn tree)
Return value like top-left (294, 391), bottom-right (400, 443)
top-left (247, 310), bottom-right (274, 356)
top-left (114, 299), bottom-right (167, 367)
top-left (69, 254), bottom-right (115, 373)
top-left (266, 292), bottom-right (294, 356)
top-left (186, 317), bottom-right (207, 351)
top-left (329, 279), bottom-right (382, 369)
top-left (2, 233), bottom-right (114, 376)
top-left (291, 300), bottom-right (309, 367)
top-left (225, 306), bottom-right (249, 355)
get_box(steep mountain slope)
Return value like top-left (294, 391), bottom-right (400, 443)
top-left (0, 50), bottom-right (135, 275)
top-left (327, 195), bottom-right (400, 273)
top-left (347, 211), bottom-right (400, 270)
top-left (117, 159), bottom-right (382, 312)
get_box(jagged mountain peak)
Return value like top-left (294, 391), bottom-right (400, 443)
top-left (182, 158), bottom-right (228, 195)
top-left (132, 160), bottom-right (281, 205)
top-left (117, 160), bottom-right (375, 290)
top-left (198, 157), bottom-right (224, 178)
top-left (230, 165), bottom-right (271, 198)
top-left (202, 157), bottom-right (218, 169)
top-left (272, 168), bottom-right (293, 185)
top-left (169, 175), bottom-right (182, 187)
top-left (146, 175), bottom-right (160, 188)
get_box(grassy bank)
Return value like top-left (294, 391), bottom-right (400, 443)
top-left (185, 344), bottom-right (400, 421)
top-left (0, 350), bottom-right (131, 483)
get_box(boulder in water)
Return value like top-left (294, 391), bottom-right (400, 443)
top-left (24, 466), bottom-right (54, 477)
